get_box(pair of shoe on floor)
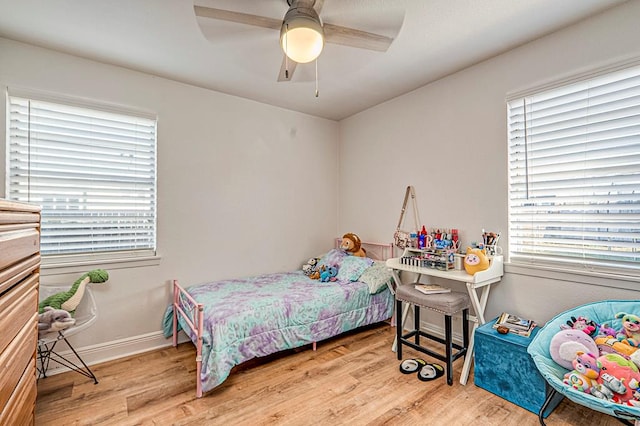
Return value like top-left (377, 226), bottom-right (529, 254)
top-left (399, 358), bottom-right (444, 382)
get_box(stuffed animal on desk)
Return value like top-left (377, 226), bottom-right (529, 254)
top-left (341, 233), bottom-right (366, 257)
top-left (463, 247), bottom-right (489, 275)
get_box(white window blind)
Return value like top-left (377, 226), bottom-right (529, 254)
top-left (507, 64), bottom-right (640, 275)
top-left (7, 95), bottom-right (157, 258)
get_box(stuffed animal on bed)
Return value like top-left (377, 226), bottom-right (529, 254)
top-left (340, 233), bottom-right (366, 257)
top-left (302, 257), bottom-right (320, 276)
top-left (319, 265), bottom-right (338, 282)
top-left (615, 312), bottom-right (640, 347)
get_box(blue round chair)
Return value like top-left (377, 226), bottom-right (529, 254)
top-left (528, 300), bottom-right (640, 425)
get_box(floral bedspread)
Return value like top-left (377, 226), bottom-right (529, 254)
top-left (162, 271), bottom-right (394, 393)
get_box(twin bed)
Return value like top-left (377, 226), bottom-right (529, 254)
top-left (162, 240), bottom-right (395, 397)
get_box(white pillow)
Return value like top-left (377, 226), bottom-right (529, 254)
top-left (358, 261), bottom-right (393, 294)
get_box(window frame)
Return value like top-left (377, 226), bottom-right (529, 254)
top-left (506, 60), bottom-right (640, 280)
top-left (5, 88), bottom-right (160, 270)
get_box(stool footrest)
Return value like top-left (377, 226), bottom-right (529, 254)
top-left (402, 330), bottom-right (464, 350)
top-left (400, 331), bottom-right (467, 363)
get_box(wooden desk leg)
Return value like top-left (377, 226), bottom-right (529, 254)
top-left (460, 282), bottom-right (491, 385)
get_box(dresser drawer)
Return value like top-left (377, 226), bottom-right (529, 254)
top-left (0, 229), bottom-right (40, 271)
top-left (0, 208), bottom-right (40, 225)
top-left (0, 273), bottom-right (38, 355)
top-left (0, 316), bottom-right (37, 414)
top-left (0, 358), bottom-right (36, 426)
top-left (0, 254), bottom-right (40, 295)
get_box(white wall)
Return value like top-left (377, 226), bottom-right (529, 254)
top-left (338, 0), bottom-right (640, 325)
top-left (0, 38), bottom-right (339, 361)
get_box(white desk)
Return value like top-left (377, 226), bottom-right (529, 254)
top-left (386, 252), bottom-right (504, 385)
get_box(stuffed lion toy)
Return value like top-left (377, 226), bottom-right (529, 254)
top-left (341, 233), bottom-right (366, 257)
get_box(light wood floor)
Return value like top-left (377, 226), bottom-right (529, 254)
top-left (36, 323), bottom-right (620, 425)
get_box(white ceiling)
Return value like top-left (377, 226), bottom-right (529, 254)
top-left (0, 0), bottom-right (628, 121)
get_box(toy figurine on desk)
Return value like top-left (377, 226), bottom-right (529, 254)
top-left (464, 247), bottom-right (490, 275)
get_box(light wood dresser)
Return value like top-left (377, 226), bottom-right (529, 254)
top-left (0, 199), bottom-right (41, 425)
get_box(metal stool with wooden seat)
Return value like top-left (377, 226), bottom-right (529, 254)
top-left (395, 284), bottom-right (470, 385)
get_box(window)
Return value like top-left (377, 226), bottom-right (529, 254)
top-left (507, 63), bottom-right (640, 276)
top-left (7, 93), bottom-right (157, 262)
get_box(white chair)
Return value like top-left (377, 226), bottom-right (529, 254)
top-left (37, 285), bottom-right (99, 384)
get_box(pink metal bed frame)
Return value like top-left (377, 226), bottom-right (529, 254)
top-left (171, 239), bottom-right (394, 398)
top-left (171, 279), bottom-right (205, 397)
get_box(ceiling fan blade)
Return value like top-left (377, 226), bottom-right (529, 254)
top-left (277, 56), bottom-right (298, 82)
top-left (194, 5), bottom-right (281, 31)
top-left (196, 1), bottom-right (393, 81)
top-left (323, 23), bottom-right (393, 52)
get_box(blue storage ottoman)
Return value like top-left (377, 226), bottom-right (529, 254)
top-left (474, 318), bottom-right (561, 418)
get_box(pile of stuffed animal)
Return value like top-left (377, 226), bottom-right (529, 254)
top-left (549, 312), bottom-right (640, 406)
top-left (37, 269), bottom-right (109, 338)
top-left (301, 233), bottom-right (366, 282)
top-left (302, 256), bottom-right (338, 282)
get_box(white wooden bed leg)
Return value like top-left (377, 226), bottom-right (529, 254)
top-left (312, 342), bottom-right (317, 351)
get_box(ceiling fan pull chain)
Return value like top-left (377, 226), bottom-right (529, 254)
top-left (315, 58), bottom-right (319, 97)
top-left (284, 23), bottom-right (289, 79)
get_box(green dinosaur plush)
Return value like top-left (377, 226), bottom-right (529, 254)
top-left (38, 269), bottom-right (109, 315)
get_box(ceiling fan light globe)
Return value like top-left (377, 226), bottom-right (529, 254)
top-left (280, 2), bottom-right (325, 64)
top-left (281, 25), bottom-right (324, 63)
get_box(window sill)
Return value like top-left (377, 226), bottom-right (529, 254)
top-left (505, 262), bottom-right (640, 291)
top-left (41, 254), bottom-right (162, 276)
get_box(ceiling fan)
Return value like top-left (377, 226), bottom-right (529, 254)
top-left (194, 0), bottom-right (395, 82)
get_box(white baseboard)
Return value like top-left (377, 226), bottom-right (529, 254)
top-left (38, 330), bottom-right (190, 377)
top-left (39, 321), bottom-right (459, 378)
